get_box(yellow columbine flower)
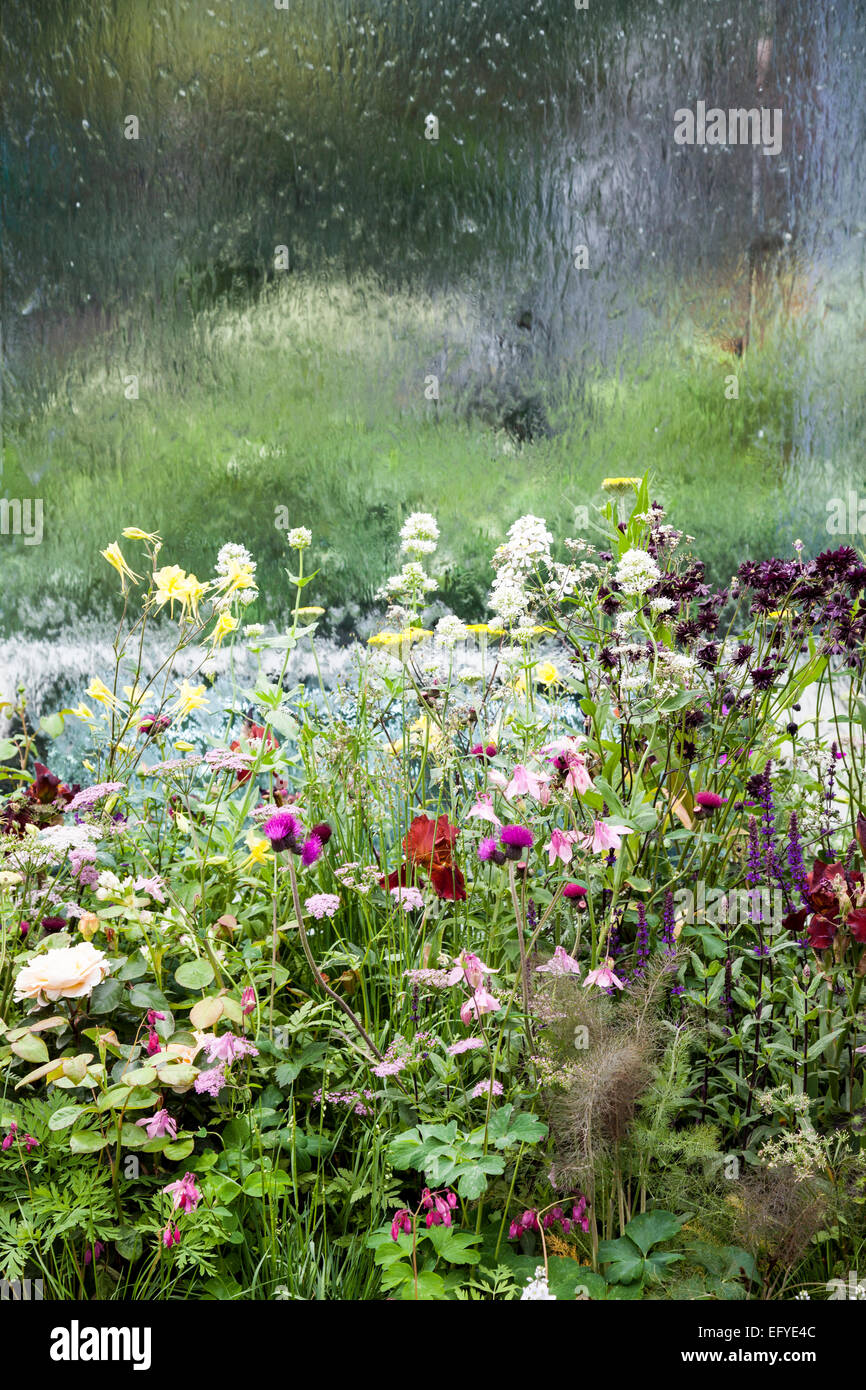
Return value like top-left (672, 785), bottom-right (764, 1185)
top-left (177, 573), bottom-right (207, 622)
top-left (210, 610), bottom-right (238, 647)
top-left (69, 702), bottom-right (96, 721)
top-left (100, 541), bottom-right (141, 593)
top-left (216, 559), bottom-right (257, 602)
top-left (153, 565), bottom-right (191, 615)
top-left (86, 677), bottom-right (122, 712)
top-left (535, 661), bottom-right (561, 686)
top-left (767, 609), bottom-right (792, 620)
top-left (243, 830), bottom-right (272, 867)
top-left (172, 680), bottom-right (209, 719)
top-left (122, 527), bottom-right (160, 541)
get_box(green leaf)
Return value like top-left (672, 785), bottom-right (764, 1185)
top-left (39, 713), bottom-right (65, 739)
top-left (70, 1128), bottom-right (109, 1154)
top-left (598, 1235), bottom-right (645, 1284)
top-left (623, 1209), bottom-right (685, 1255)
top-left (486, 1104), bottom-right (548, 1149)
top-left (189, 997), bottom-right (224, 1029)
top-left (48, 1104), bottom-right (86, 1131)
top-left (0, 738), bottom-right (17, 762)
top-left (128, 983), bottom-right (171, 1012)
top-left (89, 978), bottom-right (125, 1014)
top-left (175, 959), bottom-right (215, 991)
top-left (164, 1137), bottom-right (195, 1161)
top-left (11, 1033), bottom-right (49, 1064)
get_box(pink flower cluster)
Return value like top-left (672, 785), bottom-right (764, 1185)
top-left (1, 1122), bottom-right (39, 1154)
top-left (508, 1196), bottom-right (589, 1240)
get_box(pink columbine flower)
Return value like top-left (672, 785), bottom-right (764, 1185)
top-left (162, 1172), bottom-right (201, 1214)
top-left (466, 793), bottom-right (502, 827)
top-left (583, 959), bottom-right (625, 991)
top-left (241, 986), bottom-right (257, 1015)
top-left (535, 945), bottom-right (581, 977)
top-left (460, 984), bottom-right (502, 1024)
top-left (504, 764), bottom-right (550, 803)
top-left (200, 1032), bottom-right (259, 1065)
top-left (136, 1109), bottom-right (178, 1140)
top-left (580, 820), bottom-right (632, 855)
top-left (545, 827), bottom-right (577, 866)
top-left (445, 951), bottom-right (498, 990)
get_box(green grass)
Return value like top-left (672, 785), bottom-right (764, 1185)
top-left (2, 272), bottom-right (864, 632)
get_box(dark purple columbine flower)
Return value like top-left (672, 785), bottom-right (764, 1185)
top-left (263, 811), bottom-right (302, 852)
top-left (749, 667), bottom-right (776, 690)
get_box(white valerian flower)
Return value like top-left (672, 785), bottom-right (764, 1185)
top-left (377, 562), bottom-right (437, 605)
top-left (215, 542), bottom-right (255, 577)
top-left (615, 548), bottom-right (661, 597)
top-left (288, 527), bottom-right (312, 549)
top-left (399, 512), bottom-right (440, 557)
top-left (435, 614), bottom-right (468, 648)
top-left (520, 1266), bottom-right (557, 1301)
top-left (243, 623), bottom-right (265, 638)
top-left (649, 596), bottom-right (675, 614)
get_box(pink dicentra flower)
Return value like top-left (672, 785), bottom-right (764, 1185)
top-left (162, 1172), bottom-right (201, 1213)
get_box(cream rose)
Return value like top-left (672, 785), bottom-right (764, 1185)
top-left (14, 943), bottom-right (111, 1005)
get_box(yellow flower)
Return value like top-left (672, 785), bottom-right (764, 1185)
top-left (215, 559), bottom-right (257, 602)
top-left (767, 609), bottom-right (792, 620)
top-left (86, 677), bottom-right (122, 712)
top-left (465, 623), bottom-right (492, 634)
top-left (535, 661), bottom-right (561, 686)
top-left (243, 829), bottom-right (272, 867)
top-left (69, 702), bottom-right (96, 721)
top-left (172, 680), bottom-right (210, 719)
top-left (177, 573), bottom-right (207, 622)
top-left (210, 611), bottom-right (239, 647)
top-left (100, 541), bottom-right (141, 593)
top-left (368, 631), bottom-right (402, 647)
top-left (153, 565), bottom-right (191, 615)
top-left (602, 477), bottom-right (642, 492)
top-left (122, 527), bottom-right (160, 541)
top-left (174, 740), bottom-right (195, 752)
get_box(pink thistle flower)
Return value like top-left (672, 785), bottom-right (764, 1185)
top-left (263, 811), bottom-right (302, 852)
top-left (695, 791), bottom-right (725, 810)
top-left (300, 833), bottom-right (324, 866)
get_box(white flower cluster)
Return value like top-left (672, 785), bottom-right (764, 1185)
top-left (615, 548), bottom-right (661, 597)
top-left (400, 512), bottom-right (440, 557)
top-left (216, 542), bottom-right (254, 576)
top-left (435, 614), bottom-right (468, 649)
top-left (288, 527), bottom-right (312, 549)
top-left (488, 514), bottom-right (554, 626)
top-left (377, 562), bottom-right (437, 606)
top-left (520, 1266), bottom-right (557, 1301)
